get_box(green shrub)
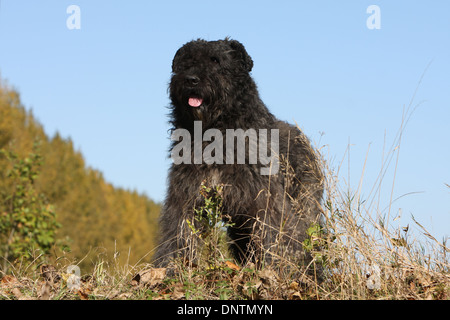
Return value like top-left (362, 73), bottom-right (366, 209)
top-left (0, 143), bottom-right (60, 271)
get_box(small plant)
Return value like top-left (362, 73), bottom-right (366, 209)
top-left (185, 181), bottom-right (234, 269)
top-left (303, 222), bottom-right (330, 266)
top-left (214, 280), bottom-right (233, 300)
top-left (0, 143), bottom-right (61, 271)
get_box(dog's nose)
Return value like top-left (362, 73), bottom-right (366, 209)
top-left (185, 75), bottom-right (200, 86)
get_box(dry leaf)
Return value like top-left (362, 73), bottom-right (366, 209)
top-left (289, 281), bottom-right (299, 291)
top-left (132, 268), bottom-right (167, 288)
top-left (171, 283), bottom-right (185, 300)
top-left (1, 275), bottom-right (24, 299)
top-left (1, 275), bottom-right (18, 287)
top-left (290, 291), bottom-right (302, 300)
top-left (288, 281), bottom-right (302, 300)
top-left (77, 289), bottom-right (89, 300)
top-left (259, 268), bottom-right (279, 287)
top-left (224, 261), bottom-right (240, 271)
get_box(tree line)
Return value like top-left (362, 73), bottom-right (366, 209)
top-left (0, 79), bottom-right (160, 272)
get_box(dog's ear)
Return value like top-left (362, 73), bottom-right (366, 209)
top-left (172, 46), bottom-right (186, 73)
top-left (228, 39), bottom-right (253, 72)
top-left (172, 40), bottom-right (198, 72)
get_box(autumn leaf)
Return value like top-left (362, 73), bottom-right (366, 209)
top-left (132, 268), bottom-right (166, 288)
top-left (170, 283), bottom-right (185, 300)
top-left (224, 261), bottom-right (240, 271)
top-left (77, 288), bottom-right (90, 300)
top-left (1, 275), bottom-right (18, 287)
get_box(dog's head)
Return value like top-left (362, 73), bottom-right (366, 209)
top-left (169, 38), bottom-right (254, 127)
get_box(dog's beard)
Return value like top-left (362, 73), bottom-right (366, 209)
top-left (170, 76), bottom-right (229, 125)
top-left (191, 107), bottom-right (204, 120)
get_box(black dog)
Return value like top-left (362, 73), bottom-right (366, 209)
top-left (153, 38), bottom-right (324, 269)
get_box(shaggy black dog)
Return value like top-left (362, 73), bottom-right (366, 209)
top-left (153, 38), bottom-right (324, 270)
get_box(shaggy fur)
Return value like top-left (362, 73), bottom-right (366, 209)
top-left (153, 38), bottom-right (324, 268)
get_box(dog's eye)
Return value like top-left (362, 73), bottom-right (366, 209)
top-left (210, 56), bottom-right (220, 64)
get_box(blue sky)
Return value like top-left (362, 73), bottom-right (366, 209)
top-left (0, 1), bottom-right (449, 241)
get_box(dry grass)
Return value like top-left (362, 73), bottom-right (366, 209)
top-left (1, 72), bottom-right (449, 299)
top-left (2, 142), bottom-right (448, 300)
top-left (315, 157), bottom-right (450, 300)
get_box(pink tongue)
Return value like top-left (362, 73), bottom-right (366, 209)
top-left (188, 97), bottom-right (203, 107)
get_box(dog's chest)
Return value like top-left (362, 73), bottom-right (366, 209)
top-left (205, 167), bottom-right (221, 187)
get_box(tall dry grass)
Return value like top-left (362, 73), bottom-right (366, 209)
top-left (315, 66), bottom-right (449, 299)
top-left (1, 66), bottom-right (448, 300)
top-left (316, 151), bottom-right (449, 299)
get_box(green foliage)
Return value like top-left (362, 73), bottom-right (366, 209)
top-left (302, 224), bottom-right (324, 252)
top-left (0, 144), bottom-right (60, 268)
top-left (303, 222), bottom-right (334, 267)
top-left (188, 183), bottom-right (226, 235)
top-left (186, 182), bottom-right (234, 268)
